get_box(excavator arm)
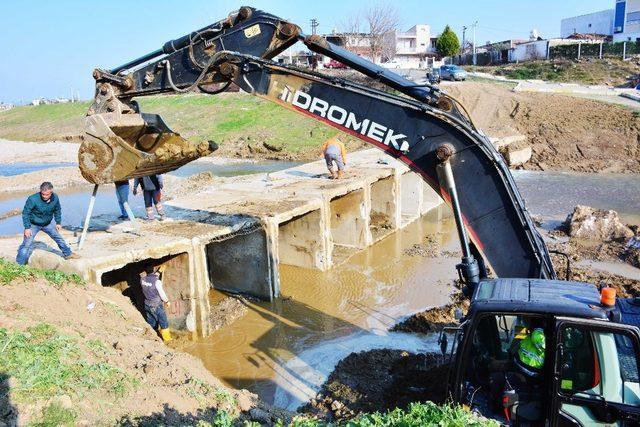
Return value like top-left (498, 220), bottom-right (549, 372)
top-left (80, 7), bottom-right (556, 283)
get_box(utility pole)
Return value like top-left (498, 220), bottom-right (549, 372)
top-left (472, 21), bottom-right (478, 65)
top-left (462, 26), bottom-right (467, 54)
top-left (310, 18), bottom-right (319, 35)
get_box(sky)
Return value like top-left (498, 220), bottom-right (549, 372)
top-left (0, 0), bottom-right (613, 104)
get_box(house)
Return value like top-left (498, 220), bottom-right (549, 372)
top-left (394, 25), bottom-right (438, 67)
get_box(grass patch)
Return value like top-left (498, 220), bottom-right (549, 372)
top-left (31, 402), bottom-right (77, 427)
top-left (286, 402), bottom-right (498, 426)
top-left (0, 324), bottom-right (137, 404)
top-left (0, 258), bottom-right (83, 286)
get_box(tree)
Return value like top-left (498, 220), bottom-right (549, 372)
top-left (436, 26), bottom-right (461, 58)
top-left (343, 3), bottom-right (399, 63)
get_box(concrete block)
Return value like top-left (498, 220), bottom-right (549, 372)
top-left (505, 146), bottom-right (533, 167)
top-left (369, 176), bottom-right (399, 241)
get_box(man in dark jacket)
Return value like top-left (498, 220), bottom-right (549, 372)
top-left (16, 182), bottom-right (79, 265)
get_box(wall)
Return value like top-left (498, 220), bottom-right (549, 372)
top-left (561, 9), bottom-right (614, 38)
top-left (614, 0), bottom-right (640, 41)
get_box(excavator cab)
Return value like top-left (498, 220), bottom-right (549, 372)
top-left (446, 279), bottom-right (640, 426)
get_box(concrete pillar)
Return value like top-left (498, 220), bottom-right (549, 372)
top-left (369, 175), bottom-right (399, 241)
top-left (277, 209), bottom-right (328, 270)
top-left (329, 188), bottom-right (369, 248)
top-left (421, 183), bottom-right (443, 214)
top-left (400, 172), bottom-right (422, 225)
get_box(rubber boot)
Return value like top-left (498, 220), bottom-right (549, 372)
top-left (159, 328), bottom-right (172, 342)
top-left (337, 170), bottom-right (344, 179)
top-left (144, 207), bottom-right (155, 220)
top-left (156, 204), bottom-right (166, 221)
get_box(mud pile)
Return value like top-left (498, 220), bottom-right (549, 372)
top-left (302, 350), bottom-right (449, 421)
top-left (445, 82), bottom-right (640, 174)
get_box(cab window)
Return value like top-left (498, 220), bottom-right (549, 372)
top-left (558, 325), bottom-right (640, 406)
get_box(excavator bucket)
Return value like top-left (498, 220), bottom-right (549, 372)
top-left (79, 113), bottom-right (217, 184)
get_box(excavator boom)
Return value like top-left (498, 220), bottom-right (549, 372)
top-left (80, 7), bottom-right (556, 282)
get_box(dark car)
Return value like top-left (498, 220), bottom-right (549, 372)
top-left (440, 65), bottom-right (467, 81)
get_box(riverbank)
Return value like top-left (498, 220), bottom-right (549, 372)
top-left (0, 260), bottom-right (295, 426)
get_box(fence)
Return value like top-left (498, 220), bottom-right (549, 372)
top-left (452, 50), bottom-right (506, 66)
top-left (550, 41), bottom-right (640, 60)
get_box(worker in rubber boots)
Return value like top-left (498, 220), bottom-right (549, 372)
top-left (514, 327), bottom-right (546, 377)
top-left (133, 174), bottom-right (165, 221)
top-left (140, 265), bottom-right (172, 342)
top-left (322, 135), bottom-right (347, 179)
top-left (16, 182), bottom-right (79, 265)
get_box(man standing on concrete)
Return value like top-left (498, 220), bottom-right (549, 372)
top-left (16, 182), bottom-right (79, 265)
top-left (141, 265), bottom-right (172, 342)
top-left (133, 174), bottom-right (165, 221)
top-left (322, 135), bottom-right (347, 179)
top-left (114, 180), bottom-right (130, 220)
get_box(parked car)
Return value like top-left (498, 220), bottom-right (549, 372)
top-left (440, 65), bottom-right (467, 81)
top-left (379, 60), bottom-right (401, 69)
top-left (325, 59), bottom-right (347, 69)
top-left (426, 68), bottom-right (441, 84)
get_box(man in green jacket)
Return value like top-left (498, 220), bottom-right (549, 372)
top-left (16, 182), bottom-right (79, 265)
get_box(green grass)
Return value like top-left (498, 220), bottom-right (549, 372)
top-left (31, 402), bottom-right (77, 427)
top-left (0, 93), bottom-right (345, 158)
top-left (0, 324), bottom-right (137, 404)
top-left (0, 258), bottom-right (83, 286)
top-left (285, 402), bottom-right (497, 426)
top-left (469, 58), bottom-right (640, 86)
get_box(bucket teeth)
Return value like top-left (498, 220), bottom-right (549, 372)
top-left (79, 113), bottom-right (217, 184)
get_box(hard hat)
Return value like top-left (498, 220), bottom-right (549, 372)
top-left (531, 328), bottom-right (545, 352)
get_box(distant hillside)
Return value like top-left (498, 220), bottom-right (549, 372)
top-left (0, 93), bottom-right (362, 160)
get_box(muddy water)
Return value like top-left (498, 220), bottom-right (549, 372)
top-left (181, 209), bottom-right (461, 409)
top-left (512, 170), bottom-right (640, 226)
top-left (0, 162), bottom-right (76, 176)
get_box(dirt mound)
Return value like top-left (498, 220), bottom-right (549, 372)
top-left (392, 292), bottom-right (469, 334)
top-left (564, 205), bottom-right (635, 241)
top-left (0, 269), bottom-right (288, 426)
top-left (302, 350), bottom-right (449, 421)
top-left (445, 82), bottom-right (640, 174)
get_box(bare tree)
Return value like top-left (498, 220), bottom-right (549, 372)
top-left (342, 3), bottom-right (399, 62)
top-left (365, 3), bottom-right (399, 62)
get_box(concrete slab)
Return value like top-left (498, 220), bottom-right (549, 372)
top-left (0, 149), bottom-right (444, 336)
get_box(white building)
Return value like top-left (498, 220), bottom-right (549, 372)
top-left (561, 10), bottom-right (614, 38)
top-left (394, 25), bottom-right (438, 67)
top-left (613, 0), bottom-right (640, 41)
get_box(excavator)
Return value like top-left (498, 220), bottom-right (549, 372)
top-left (80, 7), bottom-right (640, 426)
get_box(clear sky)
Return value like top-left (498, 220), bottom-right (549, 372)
top-left (0, 0), bottom-right (612, 104)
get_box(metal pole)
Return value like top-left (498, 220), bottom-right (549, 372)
top-left (436, 151), bottom-right (481, 293)
top-left (623, 41), bottom-right (627, 60)
top-left (78, 184), bottom-right (99, 251)
top-left (599, 41), bottom-right (603, 59)
top-left (123, 201), bottom-right (138, 229)
top-left (577, 41), bottom-right (581, 60)
top-left (472, 21), bottom-right (478, 66)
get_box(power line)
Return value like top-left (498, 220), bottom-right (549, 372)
top-left (310, 18), bottom-right (319, 35)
